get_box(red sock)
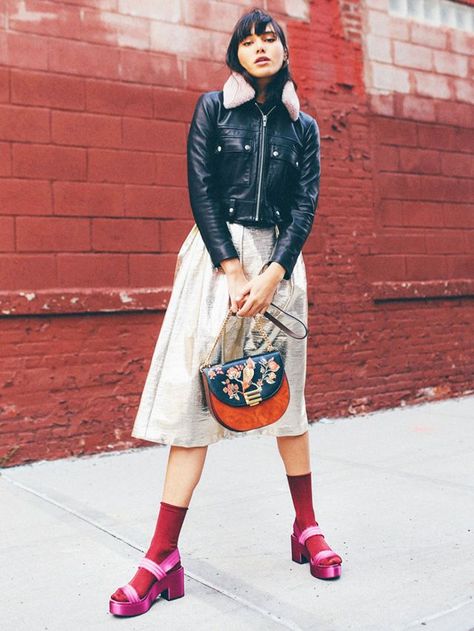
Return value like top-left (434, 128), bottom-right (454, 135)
top-left (286, 472), bottom-right (341, 566)
top-left (111, 501), bottom-right (188, 602)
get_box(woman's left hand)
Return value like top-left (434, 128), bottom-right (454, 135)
top-left (236, 267), bottom-right (283, 317)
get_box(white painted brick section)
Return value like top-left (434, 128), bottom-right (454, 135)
top-left (150, 22), bottom-right (212, 57)
top-left (365, 0), bottom-right (388, 10)
top-left (366, 34), bottom-right (392, 63)
top-left (394, 41), bottom-right (432, 70)
top-left (401, 95), bottom-right (436, 122)
top-left (118, 0), bottom-right (181, 22)
top-left (362, 0), bottom-right (473, 103)
top-left (449, 30), bottom-right (474, 55)
top-left (366, 9), bottom-right (409, 40)
top-left (413, 71), bottom-right (452, 100)
top-left (369, 93), bottom-right (395, 116)
top-left (183, 2), bottom-right (243, 32)
top-left (410, 22), bottom-right (447, 49)
top-left (454, 79), bottom-right (474, 104)
top-left (433, 50), bottom-right (469, 78)
top-left (371, 62), bottom-right (410, 93)
top-left (284, 0), bottom-right (310, 21)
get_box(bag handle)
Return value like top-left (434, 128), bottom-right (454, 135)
top-left (200, 302), bottom-right (308, 370)
top-left (255, 260), bottom-right (308, 341)
top-left (200, 308), bottom-right (274, 369)
top-left (262, 301), bottom-right (308, 340)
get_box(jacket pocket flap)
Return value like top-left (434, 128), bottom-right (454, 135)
top-left (269, 143), bottom-right (300, 168)
top-left (215, 138), bottom-right (255, 153)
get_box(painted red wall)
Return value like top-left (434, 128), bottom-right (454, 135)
top-left (0, 0), bottom-right (473, 467)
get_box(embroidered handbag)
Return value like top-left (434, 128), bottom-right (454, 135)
top-left (199, 303), bottom-right (307, 433)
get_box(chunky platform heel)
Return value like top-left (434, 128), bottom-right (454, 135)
top-left (160, 566), bottom-right (185, 601)
top-left (109, 549), bottom-right (185, 617)
top-left (291, 532), bottom-right (309, 564)
top-left (291, 522), bottom-right (342, 580)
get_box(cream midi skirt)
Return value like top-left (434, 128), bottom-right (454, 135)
top-left (131, 221), bottom-right (309, 447)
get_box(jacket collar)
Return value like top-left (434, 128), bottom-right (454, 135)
top-left (222, 71), bottom-right (300, 122)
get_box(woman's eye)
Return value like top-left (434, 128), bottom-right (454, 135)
top-left (242, 38), bottom-right (276, 46)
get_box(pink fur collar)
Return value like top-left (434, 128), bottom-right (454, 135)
top-left (222, 71), bottom-right (300, 122)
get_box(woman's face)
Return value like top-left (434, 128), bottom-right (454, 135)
top-left (237, 24), bottom-right (287, 79)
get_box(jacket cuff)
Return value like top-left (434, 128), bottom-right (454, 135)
top-left (211, 242), bottom-right (240, 270)
top-left (267, 256), bottom-right (292, 281)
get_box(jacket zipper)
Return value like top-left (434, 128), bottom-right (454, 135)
top-left (254, 102), bottom-right (276, 222)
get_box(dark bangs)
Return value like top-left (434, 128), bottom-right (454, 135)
top-left (225, 8), bottom-right (297, 102)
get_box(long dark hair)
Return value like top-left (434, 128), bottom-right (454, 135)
top-left (225, 8), bottom-right (298, 102)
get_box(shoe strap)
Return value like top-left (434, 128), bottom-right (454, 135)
top-left (120, 583), bottom-right (140, 604)
top-left (312, 548), bottom-right (341, 566)
top-left (138, 549), bottom-right (180, 581)
top-left (298, 524), bottom-right (324, 546)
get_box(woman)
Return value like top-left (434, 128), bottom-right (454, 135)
top-left (109, 8), bottom-right (342, 618)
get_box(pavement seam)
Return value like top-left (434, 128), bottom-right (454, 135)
top-left (3, 474), bottom-right (303, 631)
top-left (403, 595), bottom-right (474, 628)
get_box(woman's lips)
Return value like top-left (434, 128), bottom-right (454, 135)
top-left (255, 59), bottom-right (270, 64)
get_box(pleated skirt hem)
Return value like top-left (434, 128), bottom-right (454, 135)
top-left (131, 417), bottom-right (309, 448)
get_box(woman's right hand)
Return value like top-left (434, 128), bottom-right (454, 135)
top-left (220, 258), bottom-right (250, 315)
top-left (226, 270), bottom-right (251, 314)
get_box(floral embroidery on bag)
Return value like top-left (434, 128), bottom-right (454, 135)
top-left (208, 366), bottom-right (224, 379)
top-left (208, 356), bottom-right (280, 402)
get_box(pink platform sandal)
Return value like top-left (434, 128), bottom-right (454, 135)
top-left (291, 521), bottom-right (342, 580)
top-left (109, 549), bottom-right (185, 617)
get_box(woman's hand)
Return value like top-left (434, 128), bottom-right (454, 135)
top-left (221, 259), bottom-right (286, 317)
top-left (237, 262), bottom-right (286, 317)
top-left (226, 269), bottom-right (252, 314)
top-left (221, 258), bottom-right (251, 314)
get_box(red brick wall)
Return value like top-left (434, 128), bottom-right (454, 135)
top-left (361, 0), bottom-right (473, 288)
top-left (1, 0), bottom-right (473, 467)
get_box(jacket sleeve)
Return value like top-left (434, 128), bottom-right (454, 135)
top-left (187, 93), bottom-right (239, 270)
top-left (267, 118), bottom-right (321, 280)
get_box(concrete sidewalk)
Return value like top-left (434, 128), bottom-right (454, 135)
top-left (1, 395), bottom-right (473, 631)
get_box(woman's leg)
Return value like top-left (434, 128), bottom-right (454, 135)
top-left (276, 430), bottom-right (311, 475)
top-left (162, 444), bottom-right (209, 506)
top-left (111, 444), bottom-right (208, 601)
top-left (277, 431), bottom-right (341, 566)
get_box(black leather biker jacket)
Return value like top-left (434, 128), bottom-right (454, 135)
top-left (186, 89), bottom-right (321, 280)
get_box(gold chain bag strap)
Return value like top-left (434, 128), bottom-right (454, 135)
top-left (199, 304), bottom-right (308, 432)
